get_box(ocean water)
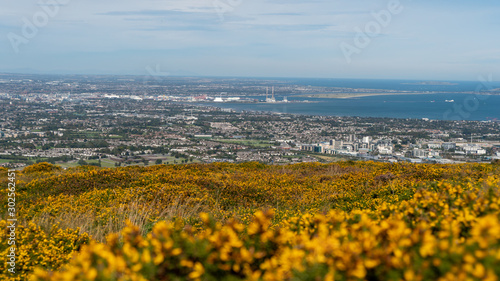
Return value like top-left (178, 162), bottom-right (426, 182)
top-left (195, 78), bottom-right (500, 121)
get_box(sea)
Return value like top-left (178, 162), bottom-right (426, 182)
top-left (198, 78), bottom-right (500, 121)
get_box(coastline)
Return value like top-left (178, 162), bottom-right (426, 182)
top-left (296, 92), bottom-right (439, 99)
top-left (296, 91), bottom-right (500, 99)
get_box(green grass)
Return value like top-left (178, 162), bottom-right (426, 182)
top-left (56, 159), bottom-right (118, 169)
top-left (87, 159), bottom-right (116, 168)
top-left (56, 161), bottom-right (80, 169)
top-left (216, 139), bottom-right (274, 148)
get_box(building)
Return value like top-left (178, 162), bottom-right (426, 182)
top-left (442, 142), bottom-right (456, 150)
top-left (429, 151), bottom-right (440, 157)
top-left (301, 144), bottom-right (323, 153)
top-left (428, 142), bottom-right (442, 149)
top-left (329, 139), bottom-right (336, 148)
top-left (413, 149), bottom-right (427, 158)
top-left (194, 135), bottom-right (213, 138)
top-left (378, 145), bottom-right (393, 155)
top-left (463, 145), bottom-right (487, 155)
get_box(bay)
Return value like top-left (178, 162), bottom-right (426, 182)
top-left (199, 93), bottom-right (500, 121)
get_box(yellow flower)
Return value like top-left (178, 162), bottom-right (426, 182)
top-left (188, 262), bottom-right (205, 279)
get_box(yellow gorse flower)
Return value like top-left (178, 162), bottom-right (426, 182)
top-left (0, 161), bottom-right (498, 280)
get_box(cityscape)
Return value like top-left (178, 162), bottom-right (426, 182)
top-left (1, 74), bottom-right (499, 169)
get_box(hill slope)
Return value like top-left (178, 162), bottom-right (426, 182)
top-left (1, 162), bottom-right (500, 280)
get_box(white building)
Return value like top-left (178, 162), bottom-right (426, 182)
top-left (463, 145), bottom-right (487, 155)
top-left (428, 142), bottom-right (442, 149)
top-left (442, 143), bottom-right (456, 150)
top-left (430, 151), bottom-right (440, 157)
top-left (413, 149), bottom-right (428, 158)
top-left (377, 145), bottom-right (393, 155)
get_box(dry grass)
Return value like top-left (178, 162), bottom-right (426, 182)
top-left (29, 195), bottom-right (205, 243)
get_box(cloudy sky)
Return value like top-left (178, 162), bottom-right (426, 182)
top-left (1, 0), bottom-right (499, 80)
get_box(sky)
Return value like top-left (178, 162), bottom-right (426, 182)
top-left (0, 0), bottom-right (499, 81)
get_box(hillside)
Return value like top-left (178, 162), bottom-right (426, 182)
top-left (1, 161), bottom-right (500, 280)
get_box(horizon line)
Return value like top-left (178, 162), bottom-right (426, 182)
top-left (0, 71), bottom-right (490, 83)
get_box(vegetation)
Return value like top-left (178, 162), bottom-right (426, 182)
top-left (1, 161), bottom-right (500, 280)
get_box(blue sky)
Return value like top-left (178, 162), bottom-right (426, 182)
top-left (1, 0), bottom-right (499, 81)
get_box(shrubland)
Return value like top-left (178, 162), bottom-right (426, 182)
top-left (0, 161), bottom-right (499, 280)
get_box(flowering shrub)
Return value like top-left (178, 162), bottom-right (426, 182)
top-left (0, 162), bottom-right (499, 280)
top-left (33, 178), bottom-right (500, 280)
top-left (0, 221), bottom-right (90, 281)
top-left (22, 163), bottom-right (62, 174)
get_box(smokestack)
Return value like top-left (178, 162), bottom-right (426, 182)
top-left (272, 86), bottom-right (274, 99)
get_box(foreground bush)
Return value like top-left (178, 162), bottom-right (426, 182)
top-left (32, 175), bottom-right (500, 281)
top-left (1, 162), bottom-right (499, 280)
top-left (0, 221), bottom-right (90, 281)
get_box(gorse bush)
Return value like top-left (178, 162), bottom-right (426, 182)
top-left (32, 177), bottom-right (500, 280)
top-left (22, 162), bottom-right (62, 174)
top-left (0, 161), bottom-right (499, 280)
top-left (0, 221), bottom-right (90, 281)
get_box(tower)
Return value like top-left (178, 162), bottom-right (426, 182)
top-left (266, 86), bottom-right (276, 103)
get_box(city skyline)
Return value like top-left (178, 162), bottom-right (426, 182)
top-left (1, 0), bottom-right (500, 81)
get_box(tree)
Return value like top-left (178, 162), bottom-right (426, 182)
top-left (155, 159), bottom-right (162, 165)
top-left (23, 143), bottom-right (36, 150)
top-left (42, 143), bottom-right (53, 150)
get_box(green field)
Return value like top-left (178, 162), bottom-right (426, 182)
top-left (215, 139), bottom-right (274, 148)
